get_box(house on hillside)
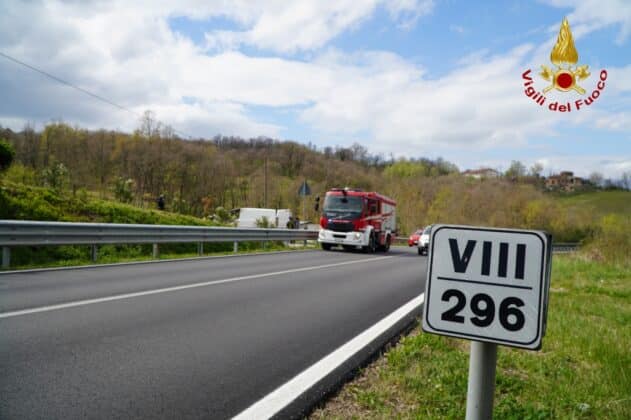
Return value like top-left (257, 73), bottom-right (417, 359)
top-left (461, 168), bottom-right (500, 179)
top-left (545, 171), bottom-right (585, 192)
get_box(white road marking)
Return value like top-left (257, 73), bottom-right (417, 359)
top-left (0, 256), bottom-right (393, 319)
top-left (233, 293), bottom-right (425, 420)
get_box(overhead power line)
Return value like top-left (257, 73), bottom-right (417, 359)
top-left (0, 50), bottom-right (193, 139)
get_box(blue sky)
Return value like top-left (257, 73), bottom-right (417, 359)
top-left (1, 0), bottom-right (630, 178)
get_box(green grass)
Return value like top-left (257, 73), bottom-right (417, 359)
top-left (312, 255), bottom-right (631, 419)
top-left (0, 180), bottom-right (226, 269)
top-left (0, 181), bottom-right (216, 225)
top-left (557, 190), bottom-right (631, 220)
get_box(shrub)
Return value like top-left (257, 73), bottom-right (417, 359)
top-left (3, 163), bottom-right (38, 185)
top-left (113, 177), bottom-right (134, 203)
top-left (0, 138), bottom-right (15, 173)
top-left (41, 163), bottom-right (69, 192)
top-left (256, 216), bottom-right (272, 228)
top-left (584, 214), bottom-right (631, 267)
top-left (214, 206), bottom-right (233, 224)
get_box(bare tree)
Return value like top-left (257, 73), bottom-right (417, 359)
top-left (620, 171), bottom-right (631, 190)
top-left (529, 162), bottom-right (543, 177)
top-left (588, 172), bottom-right (604, 187)
top-left (505, 160), bottom-right (527, 179)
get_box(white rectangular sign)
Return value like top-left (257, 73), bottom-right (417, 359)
top-left (422, 225), bottom-right (551, 350)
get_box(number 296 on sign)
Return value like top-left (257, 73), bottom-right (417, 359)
top-left (422, 225), bottom-right (551, 350)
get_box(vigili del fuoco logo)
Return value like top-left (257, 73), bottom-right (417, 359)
top-left (522, 17), bottom-right (607, 112)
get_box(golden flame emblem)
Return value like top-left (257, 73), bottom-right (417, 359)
top-left (540, 18), bottom-right (590, 94)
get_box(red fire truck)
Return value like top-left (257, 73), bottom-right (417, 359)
top-left (317, 188), bottom-right (396, 253)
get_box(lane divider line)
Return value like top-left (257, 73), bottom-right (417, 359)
top-left (0, 256), bottom-right (394, 319)
top-left (233, 293), bottom-right (425, 420)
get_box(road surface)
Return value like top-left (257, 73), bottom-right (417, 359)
top-left (1, 247), bottom-right (426, 419)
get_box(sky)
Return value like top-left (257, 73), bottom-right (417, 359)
top-left (0, 0), bottom-right (630, 179)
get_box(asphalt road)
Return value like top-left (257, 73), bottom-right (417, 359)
top-left (0, 247), bottom-right (426, 419)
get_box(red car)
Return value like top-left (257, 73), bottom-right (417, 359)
top-left (408, 228), bottom-right (424, 247)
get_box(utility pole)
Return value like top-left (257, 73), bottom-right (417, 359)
top-left (264, 155), bottom-right (268, 208)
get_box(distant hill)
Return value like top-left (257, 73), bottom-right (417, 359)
top-left (557, 191), bottom-right (631, 219)
top-left (1, 122), bottom-right (627, 241)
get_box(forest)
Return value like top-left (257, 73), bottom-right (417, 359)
top-left (0, 116), bottom-right (627, 246)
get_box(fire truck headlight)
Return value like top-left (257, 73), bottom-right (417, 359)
top-left (354, 232), bottom-right (362, 240)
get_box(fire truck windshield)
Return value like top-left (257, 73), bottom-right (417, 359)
top-left (323, 195), bottom-right (363, 218)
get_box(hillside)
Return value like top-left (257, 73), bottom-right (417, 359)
top-left (1, 123), bottom-right (628, 243)
top-left (557, 190), bottom-right (631, 219)
top-left (0, 181), bottom-right (216, 225)
top-left (0, 182), bottom-right (229, 268)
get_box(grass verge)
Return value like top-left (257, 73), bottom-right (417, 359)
top-left (311, 254), bottom-right (631, 419)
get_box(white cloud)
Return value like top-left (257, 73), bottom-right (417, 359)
top-left (204, 0), bottom-right (434, 53)
top-left (542, 0), bottom-right (631, 44)
top-left (386, 0), bottom-right (435, 30)
top-left (0, 0), bottom-right (629, 175)
top-left (534, 155), bottom-right (631, 179)
top-left (466, 155), bottom-right (631, 180)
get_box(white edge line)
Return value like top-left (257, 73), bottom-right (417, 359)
top-left (0, 256), bottom-right (393, 319)
top-left (233, 292), bottom-right (425, 420)
top-left (0, 248), bottom-right (320, 275)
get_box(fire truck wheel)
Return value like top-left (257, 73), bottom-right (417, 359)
top-left (382, 235), bottom-right (391, 252)
top-left (363, 233), bottom-right (377, 253)
top-left (321, 243), bottom-right (332, 251)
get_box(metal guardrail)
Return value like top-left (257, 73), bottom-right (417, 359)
top-left (551, 243), bottom-right (580, 253)
top-left (0, 220), bottom-right (318, 269)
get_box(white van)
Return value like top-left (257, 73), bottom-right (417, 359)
top-left (275, 209), bottom-right (292, 229)
top-left (236, 208), bottom-right (292, 228)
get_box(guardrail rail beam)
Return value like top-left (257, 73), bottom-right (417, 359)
top-left (0, 220), bottom-right (319, 267)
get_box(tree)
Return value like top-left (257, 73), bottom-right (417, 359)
top-left (114, 177), bottom-right (134, 203)
top-left (505, 160), bottom-right (526, 179)
top-left (0, 138), bottom-right (15, 173)
top-left (138, 110), bottom-right (161, 138)
top-left (588, 172), bottom-right (603, 187)
top-left (350, 143), bottom-right (369, 164)
top-left (620, 171), bottom-right (631, 190)
top-left (529, 162), bottom-right (543, 177)
top-left (41, 162), bottom-right (69, 191)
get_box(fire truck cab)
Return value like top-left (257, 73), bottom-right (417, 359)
top-left (318, 188), bottom-right (396, 253)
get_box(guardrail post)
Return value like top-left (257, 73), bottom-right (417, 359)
top-left (90, 245), bottom-right (98, 263)
top-left (2, 246), bottom-right (10, 269)
top-left (197, 242), bottom-right (203, 256)
top-left (152, 243), bottom-right (159, 259)
top-left (233, 241), bottom-right (238, 253)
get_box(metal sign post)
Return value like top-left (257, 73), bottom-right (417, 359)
top-left (466, 341), bottom-right (497, 420)
top-left (422, 224), bottom-right (552, 419)
top-left (298, 180), bottom-right (311, 223)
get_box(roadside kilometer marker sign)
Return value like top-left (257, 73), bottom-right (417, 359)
top-left (422, 225), bottom-right (551, 350)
